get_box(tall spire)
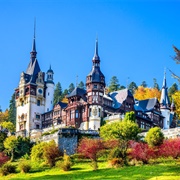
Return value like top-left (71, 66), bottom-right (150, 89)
top-left (162, 68), bottom-right (167, 88)
top-left (160, 69), bottom-right (170, 108)
top-left (92, 38), bottom-right (100, 63)
top-left (30, 18), bottom-right (37, 59)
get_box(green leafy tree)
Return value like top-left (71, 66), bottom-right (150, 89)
top-left (100, 120), bottom-right (141, 141)
top-left (15, 136), bottom-right (33, 158)
top-left (128, 82), bottom-right (137, 95)
top-left (31, 141), bottom-right (47, 162)
top-left (153, 78), bottom-right (160, 90)
top-left (8, 93), bottom-right (16, 126)
top-left (53, 82), bottom-right (63, 105)
top-left (145, 127), bottom-right (164, 147)
top-left (78, 81), bottom-right (85, 90)
top-left (68, 83), bottom-right (75, 93)
top-left (124, 111), bottom-right (136, 122)
top-left (4, 136), bottom-right (18, 161)
top-left (109, 76), bottom-right (120, 92)
top-left (141, 81), bottom-right (147, 88)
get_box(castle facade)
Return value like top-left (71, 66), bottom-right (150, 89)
top-left (15, 33), bottom-right (175, 137)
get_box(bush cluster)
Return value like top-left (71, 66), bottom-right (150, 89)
top-left (18, 160), bottom-right (31, 173)
top-left (0, 163), bottom-right (16, 176)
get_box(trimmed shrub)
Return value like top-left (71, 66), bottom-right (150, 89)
top-left (18, 160), bottom-right (31, 173)
top-left (145, 127), bottom-right (164, 147)
top-left (0, 163), bottom-right (16, 176)
top-left (0, 152), bottom-right (10, 167)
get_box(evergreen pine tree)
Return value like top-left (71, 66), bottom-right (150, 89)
top-left (53, 82), bottom-right (63, 105)
top-left (8, 93), bottom-right (16, 126)
top-left (68, 83), bottom-right (75, 93)
top-left (78, 81), bottom-right (85, 90)
top-left (78, 81), bottom-right (85, 89)
top-left (109, 76), bottom-right (120, 92)
top-left (141, 81), bottom-right (147, 87)
top-left (128, 82), bottom-right (138, 94)
top-left (153, 78), bottom-right (160, 90)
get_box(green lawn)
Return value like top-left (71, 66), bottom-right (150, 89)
top-left (1, 160), bottom-right (180, 180)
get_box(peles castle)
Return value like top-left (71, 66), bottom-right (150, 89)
top-left (15, 32), bottom-right (175, 138)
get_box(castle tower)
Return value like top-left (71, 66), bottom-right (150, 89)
top-left (86, 39), bottom-right (105, 130)
top-left (45, 65), bottom-right (54, 112)
top-left (15, 29), bottom-right (46, 137)
top-left (160, 71), bottom-right (173, 129)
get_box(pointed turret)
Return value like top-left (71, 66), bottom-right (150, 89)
top-left (160, 71), bottom-right (170, 109)
top-left (46, 65), bottom-right (54, 84)
top-left (86, 38), bottom-right (105, 85)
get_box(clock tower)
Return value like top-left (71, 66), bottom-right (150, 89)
top-left (86, 39), bottom-right (105, 130)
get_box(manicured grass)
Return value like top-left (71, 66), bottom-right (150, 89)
top-left (1, 160), bottom-right (180, 180)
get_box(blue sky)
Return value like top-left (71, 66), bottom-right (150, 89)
top-left (1, 0), bottom-right (180, 111)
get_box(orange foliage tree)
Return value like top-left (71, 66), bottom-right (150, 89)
top-left (134, 86), bottom-right (161, 100)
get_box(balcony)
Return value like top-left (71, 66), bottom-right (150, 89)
top-left (103, 114), bottom-right (124, 122)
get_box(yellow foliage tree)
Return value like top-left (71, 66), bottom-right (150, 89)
top-left (134, 86), bottom-right (161, 100)
top-left (0, 109), bottom-right (9, 124)
top-left (172, 91), bottom-right (180, 118)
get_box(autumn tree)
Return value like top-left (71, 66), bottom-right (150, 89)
top-left (43, 140), bottom-right (61, 167)
top-left (134, 86), bottom-right (161, 100)
top-left (172, 91), bottom-right (180, 118)
top-left (53, 82), bottom-right (63, 105)
top-left (1, 121), bottom-right (15, 134)
top-left (0, 110), bottom-right (9, 124)
top-left (109, 76), bottom-right (120, 92)
top-left (78, 138), bottom-right (105, 170)
top-left (145, 127), bottom-right (164, 147)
